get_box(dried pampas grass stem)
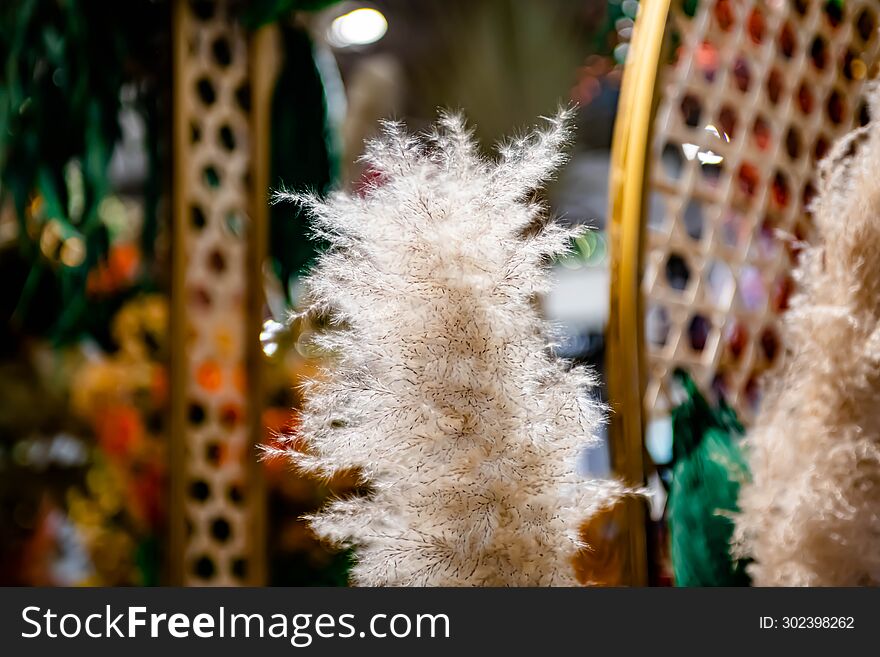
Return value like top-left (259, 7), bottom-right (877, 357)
top-left (269, 109), bottom-right (625, 586)
top-left (735, 89), bottom-right (880, 586)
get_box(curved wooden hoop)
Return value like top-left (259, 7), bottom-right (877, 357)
top-left (606, 0), bottom-right (670, 586)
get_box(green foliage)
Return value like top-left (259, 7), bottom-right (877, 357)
top-left (0, 0), bottom-right (165, 342)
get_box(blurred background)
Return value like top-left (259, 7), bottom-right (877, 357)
top-left (0, 0), bottom-right (639, 586)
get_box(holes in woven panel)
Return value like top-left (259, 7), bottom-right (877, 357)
top-left (738, 265), bottom-right (767, 312)
top-left (857, 8), bottom-right (876, 42)
top-left (211, 517), bottom-right (232, 543)
top-left (787, 222), bottom-right (809, 264)
top-left (699, 156), bottom-right (723, 188)
top-left (228, 482), bottom-right (245, 505)
top-left (802, 182), bottom-right (817, 214)
top-left (843, 50), bottom-right (868, 82)
top-left (766, 68), bottom-right (783, 105)
top-left (771, 273), bottom-right (795, 312)
top-left (759, 326), bottom-right (780, 364)
top-left (193, 555), bottom-right (216, 580)
top-left (203, 165), bottom-right (221, 188)
top-left (212, 36), bottom-right (232, 68)
top-left (752, 115), bottom-right (771, 151)
top-left (683, 200), bottom-right (704, 241)
top-left (189, 479), bottom-right (211, 502)
top-left (208, 248), bottom-right (227, 274)
top-left (859, 101), bottom-right (871, 127)
top-left (827, 88), bottom-right (845, 124)
top-left (205, 441), bottom-right (223, 466)
top-left (680, 0), bottom-right (698, 19)
top-left (665, 253), bottom-right (691, 291)
top-left (793, 0), bottom-right (808, 17)
top-left (235, 82), bottom-right (251, 112)
top-left (713, 0), bottom-right (734, 32)
top-left (718, 105), bottom-right (737, 140)
top-left (645, 304), bottom-right (670, 349)
top-left (797, 82), bottom-right (814, 115)
top-left (697, 42), bottom-right (719, 83)
top-left (191, 204), bottom-right (206, 230)
top-left (824, 0), bottom-right (843, 28)
top-left (814, 134), bottom-right (830, 160)
top-left (706, 259), bottom-right (734, 308)
top-left (196, 77), bottom-right (216, 106)
top-left (232, 558), bottom-right (248, 579)
top-left (720, 208), bottom-right (748, 250)
top-left (224, 210), bottom-right (246, 237)
top-left (219, 402), bottom-right (242, 430)
top-left (680, 94), bottom-right (702, 128)
top-left (778, 21), bottom-right (797, 59)
top-left (785, 126), bottom-right (801, 159)
top-left (757, 218), bottom-right (781, 260)
top-left (661, 143), bottom-right (685, 181)
top-left (747, 7), bottom-right (765, 44)
top-left (188, 401), bottom-right (206, 425)
top-left (647, 192), bottom-right (668, 232)
top-left (744, 374), bottom-right (762, 413)
top-left (219, 124), bottom-right (236, 151)
top-left (737, 162), bottom-right (760, 199)
top-left (771, 171), bottom-right (790, 209)
top-left (687, 314), bottom-right (711, 353)
top-left (732, 56), bottom-right (751, 93)
top-left (190, 121), bottom-right (201, 144)
top-left (711, 370), bottom-right (731, 402)
top-left (190, 0), bottom-right (214, 21)
top-left (190, 285), bottom-right (212, 309)
top-left (810, 36), bottom-right (828, 70)
top-left (724, 320), bottom-right (749, 362)
top-left (197, 359), bottom-right (223, 392)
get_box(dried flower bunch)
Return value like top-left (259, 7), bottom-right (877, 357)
top-left (270, 109), bottom-right (624, 586)
top-left (735, 90), bottom-right (880, 586)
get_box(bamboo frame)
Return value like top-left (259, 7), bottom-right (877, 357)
top-left (169, 0), bottom-right (187, 587)
top-left (244, 21), bottom-right (282, 588)
top-left (169, 0), bottom-right (276, 586)
top-left (606, 0), bottom-right (671, 587)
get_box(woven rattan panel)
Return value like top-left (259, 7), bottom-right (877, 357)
top-left (174, 0), bottom-right (258, 585)
top-left (644, 0), bottom-right (880, 424)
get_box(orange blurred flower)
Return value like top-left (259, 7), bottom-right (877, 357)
top-left (94, 404), bottom-right (145, 461)
top-left (87, 243), bottom-right (141, 297)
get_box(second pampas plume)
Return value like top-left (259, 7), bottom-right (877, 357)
top-left (735, 91), bottom-right (880, 586)
top-left (269, 109), bottom-right (625, 586)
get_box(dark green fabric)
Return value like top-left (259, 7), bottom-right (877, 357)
top-left (668, 369), bottom-right (750, 587)
top-left (241, 0), bottom-right (342, 29)
top-left (268, 24), bottom-right (338, 297)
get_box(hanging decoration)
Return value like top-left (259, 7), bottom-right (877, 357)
top-left (266, 22), bottom-right (341, 297)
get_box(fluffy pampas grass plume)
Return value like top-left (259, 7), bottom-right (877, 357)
top-left (269, 109), bottom-right (625, 586)
top-left (734, 90), bottom-right (880, 586)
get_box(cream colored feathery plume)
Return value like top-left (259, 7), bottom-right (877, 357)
top-left (735, 89), bottom-right (880, 586)
top-left (269, 109), bottom-right (626, 586)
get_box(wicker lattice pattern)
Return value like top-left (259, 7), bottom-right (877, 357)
top-left (175, 0), bottom-right (256, 584)
top-left (644, 0), bottom-right (880, 424)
